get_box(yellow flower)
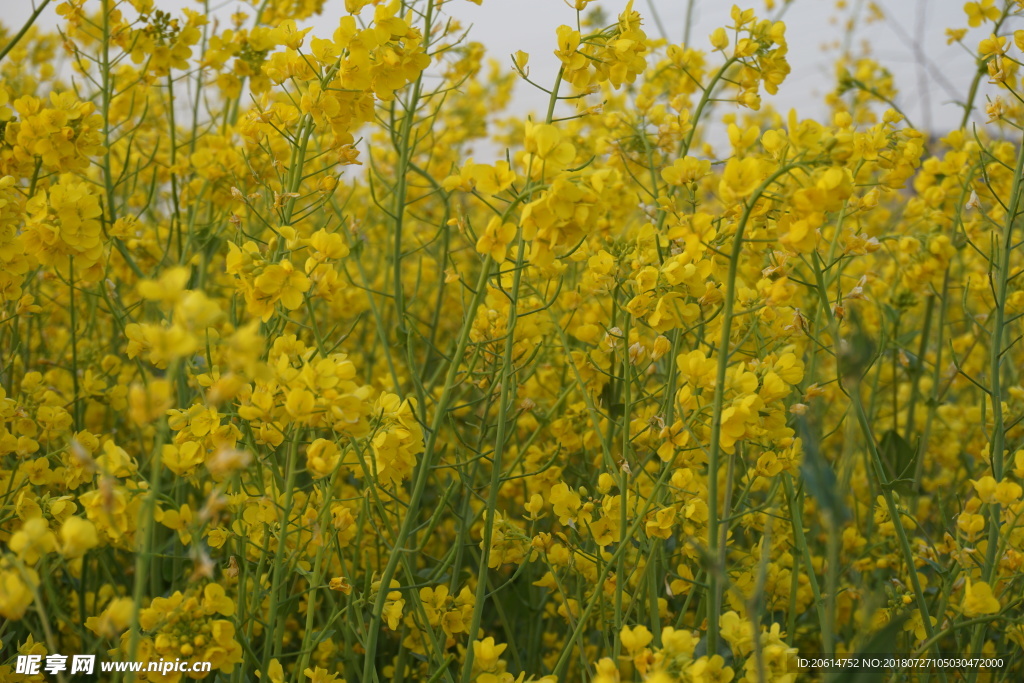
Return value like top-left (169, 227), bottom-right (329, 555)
top-left (23, 174), bottom-right (105, 273)
top-left (662, 156), bottom-right (711, 186)
top-left (554, 25), bottom-right (589, 85)
top-left (978, 33), bottom-right (1006, 56)
top-left (470, 160), bottom-right (517, 195)
top-left (648, 293), bottom-right (699, 332)
top-left (645, 506), bottom-right (677, 540)
top-left (0, 563), bottom-right (39, 619)
top-left (137, 265), bottom-right (191, 307)
top-left (513, 50), bottom-right (530, 73)
top-left (548, 482), bottom-right (581, 525)
top-left (419, 585), bottom-right (450, 626)
top-left (524, 122), bottom-right (576, 168)
top-left (719, 610), bottom-right (755, 656)
top-left (710, 27), bottom-right (729, 51)
top-left (124, 322), bottom-right (200, 368)
top-left (688, 654), bottom-right (734, 682)
top-left (382, 590), bottom-right (405, 630)
top-left (59, 516), bottom-right (98, 558)
top-left (263, 659), bottom-right (285, 683)
top-left (524, 493), bottom-right (544, 519)
top-left (95, 440), bottom-right (138, 478)
top-left (947, 27), bottom-right (968, 44)
top-left (961, 579), bottom-right (1000, 617)
top-left (475, 217), bottom-right (518, 262)
top-left (202, 583), bottom-right (235, 616)
top-left (306, 438), bottom-right (341, 478)
top-left (779, 216), bottom-right (820, 253)
top-left (301, 82), bottom-right (341, 126)
top-left (661, 626), bottom-right (696, 656)
top-left (472, 637), bottom-right (508, 672)
top-left (620, 624), bottom-right (653, 654)
top-left (995, 480), bottom-right (1023, 505)
top-left (84, 597), bottom-right (134, 637)
top-left (156, 504), bottom-right (194, 545)
top-left (307, 228), bottom-right (349, 263)
top-left (719, 157), bottom-right (766, 201)
top-left (903, 609), bottom-right (938, 642)
top-left (303, 667), bottom-right (343, 683)
top-left (207, 619), bottom-right (244, 671)
top-left (168, 404), bottom-right (221, 438)
top-left (128, 380), bottom-right (174, 427)
top-left (971, 475), bottom-right (998, 503)
top-left (254, 260), bottom-right (311, 312)
top-left (162, 441), bottom-right (205, 476)
top-left (284, 386), bottom-right (316, 421)
top-left (964, 0), bottom-right (999, 27)
top-left (9, 518), bottom-right (57, 565)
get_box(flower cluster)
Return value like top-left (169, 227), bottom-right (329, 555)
top-left (1, 0), bottom-right (1024, 681)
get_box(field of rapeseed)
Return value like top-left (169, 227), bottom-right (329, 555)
top-left (1, 0), bottom-right (1023, 680)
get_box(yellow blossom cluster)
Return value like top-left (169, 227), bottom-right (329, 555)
top-left (1, 0), bottom-right (1024, 682)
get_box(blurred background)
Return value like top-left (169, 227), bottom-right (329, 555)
top-left (2, 0), bottom-right (1001, 138)
top-left (444, 0), bottom-right (979, 135)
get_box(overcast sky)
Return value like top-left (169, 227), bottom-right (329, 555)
top-left (2, 0), bottom-right (1011, 136)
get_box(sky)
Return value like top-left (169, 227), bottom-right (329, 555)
top-left (2, 0), bottom-right (1013, 137)
top-left (442, 0), bottom-right (991, 134)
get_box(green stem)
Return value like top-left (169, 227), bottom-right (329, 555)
top-left (459, 231), bottom-right (525, 683)
top-left (0, 0), bottom-right (53, 63)
top-left (124, 362), bottom-right (176, 683)
top-left (67, 258), bottom-right (81, 431)
top-left (967, 102), bottom-right (1024, 666)
top-left (263, 429), bottom-right (302, 670)
top-left (295, 467), bottom-right (344, 677)
top-left (782, 478), bottom-right (832, 652)
top-left (389, 0), bottom-right (436, 410)
top-left (705, 163), bottom-right (798, 655)
top-left (810, 255), bottom-right (943, 660)
top-left (361, 258), bottom-right (492, 682)
top-left (655, 57), bottom-right (738, 234)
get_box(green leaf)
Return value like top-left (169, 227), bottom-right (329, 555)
top-left (824, 613), bottom-right (909, 683)
top-left (879, 429), bottom-right (918, 494)
top-left (797, 414), bottom-right (850, 525)
top-left (838, 307), bottom-right (878, 381)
